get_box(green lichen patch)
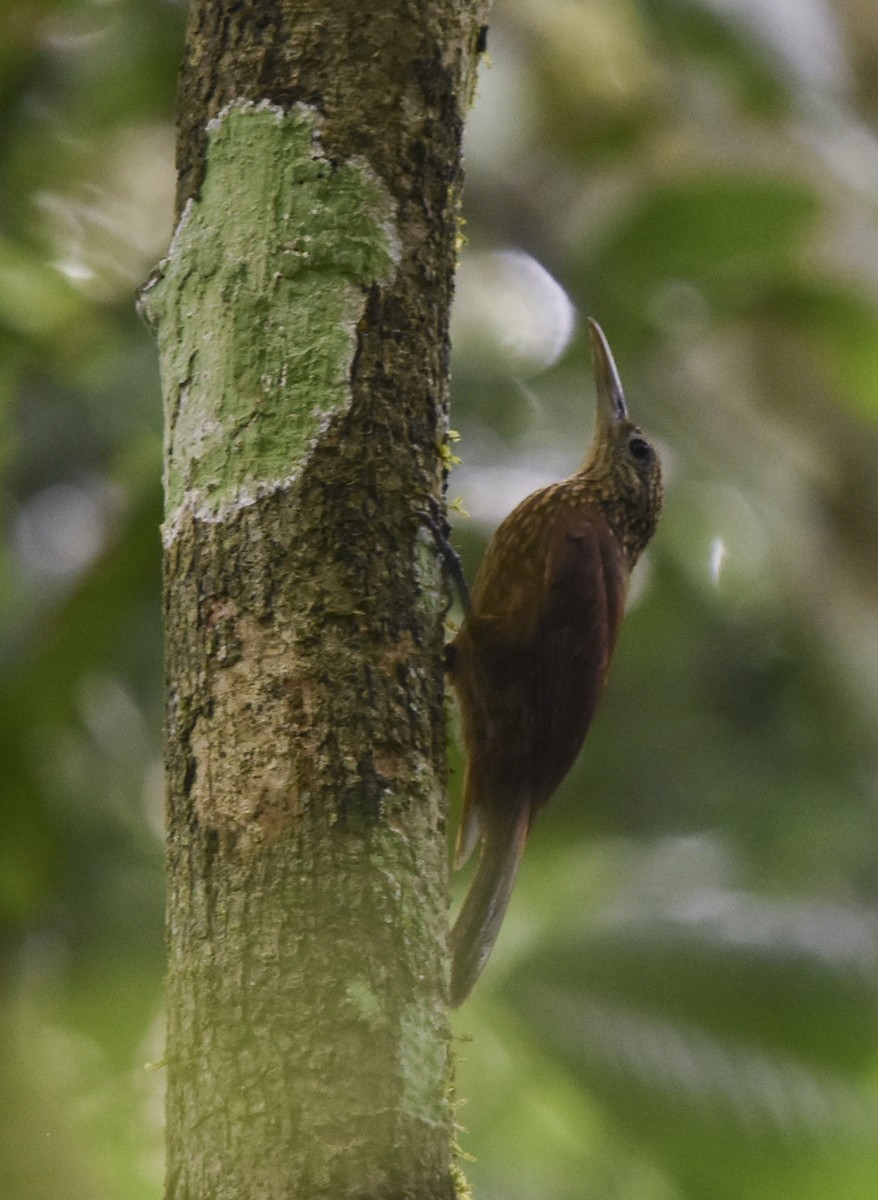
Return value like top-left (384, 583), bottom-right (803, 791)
top-left (144, 101), bottom-right (400, 527)
top-left (345, 979), bottom-right (385, 1032)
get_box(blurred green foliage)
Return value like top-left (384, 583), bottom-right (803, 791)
top-left (4, 0), bottom-right (878, 1197)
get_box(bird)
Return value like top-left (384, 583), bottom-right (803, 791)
top-left (447, 318), bottom-right (663, 1006)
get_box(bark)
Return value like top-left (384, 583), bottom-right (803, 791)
top-left (140, 2), bottom-right (490, 1197)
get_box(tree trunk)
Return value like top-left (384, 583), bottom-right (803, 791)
top-left (140, 3), bottom-right (489, 1197)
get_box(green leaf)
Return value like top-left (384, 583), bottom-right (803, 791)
top-left (589, 174), bottom-right (819, 322)
top-left (758, 281), bottom-right (878, 423)
top-left (638, 0), bottom-right (791, 116)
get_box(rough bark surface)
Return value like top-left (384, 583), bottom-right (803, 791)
top-left (144, 2), bottom-right (490, 1198)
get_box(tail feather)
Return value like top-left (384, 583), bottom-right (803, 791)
top-left (453, 797), bottom-right (482, 870)
top-left (449, 806), bottom-right (529, 1007)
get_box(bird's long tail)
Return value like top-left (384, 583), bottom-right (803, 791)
top-left (449, 804), bottom-right (530, 1007)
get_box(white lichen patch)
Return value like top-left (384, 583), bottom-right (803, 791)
top-left (400, 1004), bottom-right (448, 1126)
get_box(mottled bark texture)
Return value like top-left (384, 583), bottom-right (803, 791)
top-left (144, 3), bottom-right (490, 1198)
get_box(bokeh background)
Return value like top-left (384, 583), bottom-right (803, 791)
top-left (4, 1), bottom-right (878, 1197)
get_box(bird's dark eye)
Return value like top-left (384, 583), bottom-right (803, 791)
top-left (628, 436), bottom-right (652, 463)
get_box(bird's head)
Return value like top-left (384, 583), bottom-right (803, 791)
top-left (579, 317), bottom-right (663, 562)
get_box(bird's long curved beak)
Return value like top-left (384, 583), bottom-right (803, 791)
top-left (587, 317), bottom-right (629, 429)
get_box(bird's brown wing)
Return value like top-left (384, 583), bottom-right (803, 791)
top-left (451, 506), bottom-right (627, 848)
top-left (527, 508), bottom-right (628, 817)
